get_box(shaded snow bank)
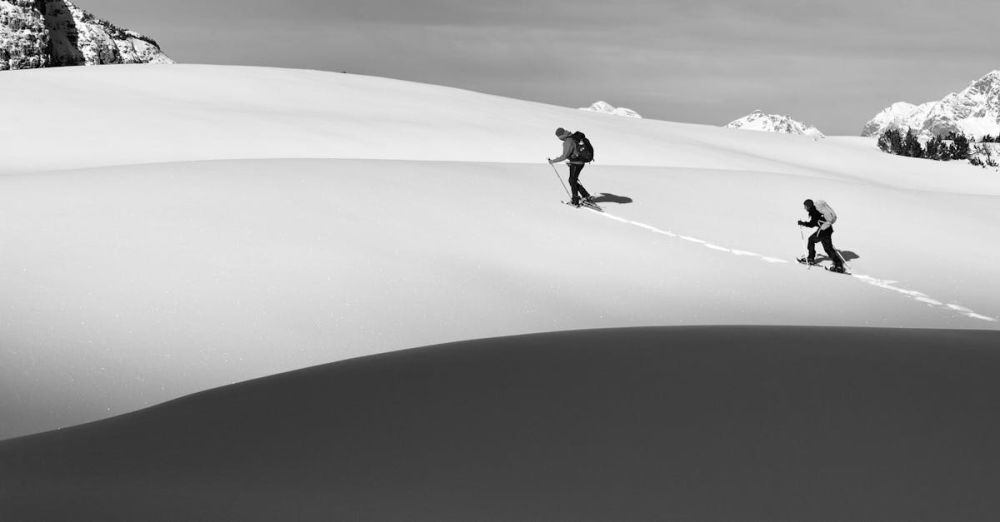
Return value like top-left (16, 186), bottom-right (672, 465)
top-left (4, 327), bottom-right (1000, 521)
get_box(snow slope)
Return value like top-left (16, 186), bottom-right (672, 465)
top-left (1, 64), bottom-right (999, 439)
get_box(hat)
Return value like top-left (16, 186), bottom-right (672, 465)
top-left (803, 199), bottom-right (814, 208)
top-left (555, 127), bottom-right (570, 138)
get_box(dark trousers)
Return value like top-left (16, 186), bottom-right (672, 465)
top-left (568, 163), bottom-right (591, 201)
top-left (808, 227), bottom-right (843, 267)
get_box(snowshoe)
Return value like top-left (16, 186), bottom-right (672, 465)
top-left (562, 199), bottom-right (602, 212)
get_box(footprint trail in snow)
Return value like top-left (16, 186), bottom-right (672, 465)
top-left (584, 208), bottom-right (997, 324)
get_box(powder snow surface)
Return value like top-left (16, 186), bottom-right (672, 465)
top-left (1, 64), bottom-right (998, 439)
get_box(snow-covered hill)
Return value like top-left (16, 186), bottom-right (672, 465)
top-left (862, 70), bottom-right (1000, 139)
top-left (0, 0), bottom-right (171, 70)
top-left (1, 64), bottom-right (998, 441)
top-left (580, 100), bottom-right (642, 118)
top-left (726, 110), bottom-right (825, 139)
top-left (4, 327), bottom-right (999, 521)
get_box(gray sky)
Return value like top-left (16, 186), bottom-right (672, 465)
top-left (82, 0), bottom-right (999, 135)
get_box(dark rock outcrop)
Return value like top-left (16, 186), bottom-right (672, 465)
top-left (1, 0), bottom-right (172, 70)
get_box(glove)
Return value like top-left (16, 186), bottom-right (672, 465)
top-left (797, 220), bottom-right (807, 226)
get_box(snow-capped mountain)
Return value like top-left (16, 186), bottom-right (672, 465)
top-left (579, 101), bottom-right (642, 118)
top-left (0, 0), bottom-right (172, 70)
top-left (862, 70), bottom-right (1000, 139)
top-left (725, 110), bottom-right (825, 139)
top-left (860, 102), bottom-right (934, 138)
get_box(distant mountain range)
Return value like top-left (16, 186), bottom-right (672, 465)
top-left (725, 110), bottom-right (825, 139)
top-left (579, 101), bottom-right (642, 118)
top-left (0, 0), bottom-right (172, 70)
top-left (862, 70), bottom-right (1000, 139)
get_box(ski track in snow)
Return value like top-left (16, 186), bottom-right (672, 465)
top-left (586, 208), bottom-right (998, 324)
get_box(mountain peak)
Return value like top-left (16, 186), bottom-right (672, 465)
top-left (969, 70), bottom-right (1000, 93)
top-left (726, 111), bottom-right (825, 139)
top-left (979, 70), bottom-right (1000, 81)
top-left (579, 101), bottom-right (642, 118)
top-left (863, 70), bottom-right (1000, 138)
top-left (1, 0), bottom-right (172, 70)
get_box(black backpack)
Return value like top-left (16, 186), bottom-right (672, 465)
top-left (571, 131), bottom-right (595, 163)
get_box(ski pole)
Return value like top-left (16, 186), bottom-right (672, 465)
top-left (548, 160), bottom-right (571, 199)
top-left (798, 226), bottom-right (811, 269)
top-left (835, 249), bottom-right (851, 270)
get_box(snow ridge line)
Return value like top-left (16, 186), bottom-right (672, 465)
top-left (584, 208), bottom-right (998, 324)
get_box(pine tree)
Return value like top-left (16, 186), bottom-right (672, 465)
top-left (877, 130), bottom-right (892, 152)
top-left (938, 132), bottom-right (955, 160)
top-left (903, 130), bottom-right (922, 157)
top-left (925, 136), bottom-right (941, 159)
top-left (953, 134), bottom-right (970, 160)
top-left (877, 129), bottom-right (898, 154)
top-left (887, 128), bottom-right (904, 155)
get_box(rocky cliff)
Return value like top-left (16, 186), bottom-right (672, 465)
top-left (1, 0), bottom-right (171, 70)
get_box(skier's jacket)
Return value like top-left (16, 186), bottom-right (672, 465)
top-left (551, 136), bottom-right (585, 164)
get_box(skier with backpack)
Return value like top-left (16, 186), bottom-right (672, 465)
top-left (797, 199), bottom-right (846, 273)
top-left (548, 127), bottom-right (595, 207)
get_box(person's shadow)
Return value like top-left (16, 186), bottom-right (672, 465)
top-left (591, 193), bottom-right (633, 205)
top-left (815, 250), bottom-right (861, 263)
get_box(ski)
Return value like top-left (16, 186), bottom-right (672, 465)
top-left (797, 258), bottom-right (850, 275)
top-left (562, 200), bottom-right (603, 212)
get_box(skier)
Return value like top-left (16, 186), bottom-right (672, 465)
top-left (797, 199), bottom-right (846, 273)
top-left (548, 127), bottom-right (593, 207)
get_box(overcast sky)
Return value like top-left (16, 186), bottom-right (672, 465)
top-left (81, 0), bottom-right (999, 135)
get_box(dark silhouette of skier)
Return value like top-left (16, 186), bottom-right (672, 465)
top-left (797, 199), bottom-right (846, 273)
top-left (548, 127), bottom-right (593, 206)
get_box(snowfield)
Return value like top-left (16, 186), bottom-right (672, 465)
top-left (1, 64), bottom-right (999, 440)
